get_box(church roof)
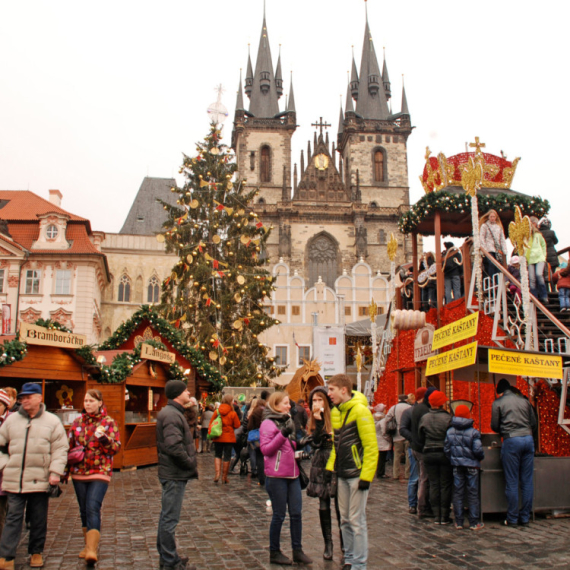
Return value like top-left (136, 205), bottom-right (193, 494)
top-left (120, 177), bottom-right (177, 235)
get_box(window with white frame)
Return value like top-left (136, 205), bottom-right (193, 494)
top-left (148, 276), bottom-right (160, 303)
top-left (55, 269), bottom-right (71, 294)
top-left (118, 274), bottom-right (131, 302)
top-left (0, 269), bottom-right (4, 293)
top-left (46, 224), bottom-right (58, 239)
top-left (25, 270), bottom-right (40, 294)
top-left (275, 345), bottom-right (288, 366)
top-left (298, 345), bottom-right (310, 365)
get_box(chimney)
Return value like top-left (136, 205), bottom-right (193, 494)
top-left (49, 189), bottom-right (62, 207)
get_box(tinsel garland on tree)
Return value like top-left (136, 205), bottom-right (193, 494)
top-left (157, 123), bottom-right (281, 387)
top-left (398, 191), bottom-right (550, 235)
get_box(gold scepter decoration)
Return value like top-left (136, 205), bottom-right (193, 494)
top-left (387, 233), bottom-right (398, 301)
top-left (508, 205), bottom-right (532, 346)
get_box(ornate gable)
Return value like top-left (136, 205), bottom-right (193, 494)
top-left (294, 135), bottom-right (349, 203)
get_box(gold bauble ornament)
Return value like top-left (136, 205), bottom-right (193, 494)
top-left (237, 275), bottom-right (245, 285)
top-left (190, 199), bottom-right (199, 209)
top-left (209, 351), bottom-right (218, 361)
top-left (156, 234), bottom-right (165, 243)
top-left (212, 235), bottom-right (221, 244)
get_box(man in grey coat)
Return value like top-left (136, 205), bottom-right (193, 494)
top-left (156, 380), bottom-right (198, 570)
top-left (0, 383), bottom-right (68, 570)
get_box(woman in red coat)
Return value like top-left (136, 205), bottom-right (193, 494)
top-left (209, 393), bottom-right (240, 484)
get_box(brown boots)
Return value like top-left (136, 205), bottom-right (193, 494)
top-left (78, 527), bottom-right (87, 558)
top-left (214, 458), bottom-right (222, 483)
top-left (222, 461), bottom-right (231, 484)
top-left (84, 529), bottom-right (100, 565)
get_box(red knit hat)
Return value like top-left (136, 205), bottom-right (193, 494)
top-left (428, 390), bottom-right (448, 408)
top-left (454, 404), bottom-right (470, 419)
top-left (415, 387), bottom-right (427, 401)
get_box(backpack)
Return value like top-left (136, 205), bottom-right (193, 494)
top-left (207, 413), bottom-right (223, 440)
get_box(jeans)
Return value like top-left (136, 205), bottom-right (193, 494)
top-left (421, 287), bottom-right (437, 311)
top-left (0, 492), bottom-right (49, 558)
top-left (445, 275), bottom-right (462, 304)
top-left (484, 251), bottom-right (501, 281)
top-left (407, 447), bottom-right (419, 508)
top-left (256, 448), bottom-right (266, 485)
top-left (559, 288), bottom-right (570, 310)
top-left (528, 261), bottom-right (547, 301)
top-left (157, 479), bottom-right (187, 568)
top-left (412, 450), bottom-right (431, 515)
top-left (265, 477), bottom-right (302, 552)
top-left (337, 477), bottom-right (369, 570)
top-left (501, 435), bottom-right (534, 524)
top-left (377, 450), bottom-right (388, 478)
top-left (424, 451), bottom-right (453, 522)
top-left (452, 466), bottom-right (480, 526)
top-left (72, 480), bottom-right (109, 531)
top-left (248, 442), bottom-right (258, 475)
top-left (393, 440), bottom-right (409, 479)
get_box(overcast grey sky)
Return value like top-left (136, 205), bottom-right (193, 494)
top-left (1, 0), bottom-right (569, 251)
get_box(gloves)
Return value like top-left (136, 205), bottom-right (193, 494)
top-left (281, 421), bottom-right (294, 438)
top-left (358, 480), bottom-right (370, 492)
top-left (324, 470), bottom-right (333, 484)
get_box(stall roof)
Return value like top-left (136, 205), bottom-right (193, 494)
top-left (345, 314), bottom-right (388, 337)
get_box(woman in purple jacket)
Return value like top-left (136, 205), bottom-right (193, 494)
top-left (260, 392), bottom-right (312, 566)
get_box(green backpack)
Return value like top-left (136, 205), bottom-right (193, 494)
top-left (207, 413), bottom-right (223, 440)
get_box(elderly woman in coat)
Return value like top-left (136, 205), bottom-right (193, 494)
top-left (374, 404), bottom-right (392, 479)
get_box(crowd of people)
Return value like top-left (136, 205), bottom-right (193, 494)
top-left (399, 212), bottom-right (566, 312)
top-left (0, 372), bottom-right (541, 570)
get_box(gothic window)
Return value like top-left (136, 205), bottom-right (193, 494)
top-left (148, 276), bottom-right (160, 303)
top-left (379, 229), bottom-right (386, 244)
top-left (308, 233), bottom-right (339, 290)
top-left (258, 197), bottom-right (266, 204)
top-left (370, 201), bottom-right (378, 208)
top-left (118, 274), bottom-right (131, 303)
top-left (260, 146), bottom-right (271, 182)
top-left (374, 150), bottom-right (385, 182)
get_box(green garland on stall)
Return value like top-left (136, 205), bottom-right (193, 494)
top-left (98, 305), bottom-right (224, 389)
top-left (0, 339), bottom-right (28, 368)
top-left (398, 191), bottom-right (550, 235)
top-left (34, 319), bottom-right (72, 333)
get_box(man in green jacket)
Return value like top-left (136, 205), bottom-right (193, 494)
top-left (326, 374), bottom-right (378, 570)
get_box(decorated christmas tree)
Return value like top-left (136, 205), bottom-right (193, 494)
top-left (158, 124), bottom-right (281, 387)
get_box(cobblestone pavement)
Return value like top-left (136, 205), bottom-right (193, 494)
top-left (10, 453), bottom-right (570, 569)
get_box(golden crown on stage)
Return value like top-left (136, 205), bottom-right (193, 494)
top-left (420, 138), bottom-right (520, 194)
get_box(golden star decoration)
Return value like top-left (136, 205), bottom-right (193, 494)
top-left (387, 233), bottom-right (398, 262)
top-left (508, 205), bottom-right (532, 255)
top-left (369, 298), bottom-right (378, 321)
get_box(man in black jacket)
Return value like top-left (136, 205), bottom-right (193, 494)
top-left (491, 378), bottom-right (537, 526)
top-left (156, 380), bottom-right (197, 570)
top-left (399, 404), bottom-right (419, 514)
top-left (410, 386), bottom-right (433, 518)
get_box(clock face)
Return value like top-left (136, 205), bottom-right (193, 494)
top-left (314, 153), bottom-right (329, 171)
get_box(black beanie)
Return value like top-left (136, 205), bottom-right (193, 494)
top-left (165, 380), bottom-right (188, 400)
top-left (496, 378), bottom-right (511, 395)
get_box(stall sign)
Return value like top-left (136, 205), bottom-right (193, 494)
top-left (488, 349), bottom-right (563, 379)
top-left (432, 312), bottom-right (479, 351)
top-left (426, 341), bottom-right (478, 376)
top-left (19, 322), bottom-right (86, 347)
top-left (141, 343), bottom-right (176, 364)
top-left (314, 326), bottom-right (345, 379)
top-left (414, 325), bottom-right (436, 362)
top-left (1, 305), bottom-right (11, 335)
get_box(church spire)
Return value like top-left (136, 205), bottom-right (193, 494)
top-left (248, 13), bottom-right (280, 117)
top-left (401, 77), bottom-right (410, 116)
top-left (350, 49), bottom-right (359, 101)
top-left (345, 82), bottom-right (354, 113)
top-left (275, 46), bottom-right (283, 99)
top-left (338, 97), bottom-right (344, 134)
top-left (236, 69), bottom-right (245, 111)
top-left (382, 47), bottom-right (391, 100)
top-left (245, 46), bottom-right (253, 99)
top-left (355, 17), bottom-right (390, 120)
top-left (287, 73), bottom-right (296, 113)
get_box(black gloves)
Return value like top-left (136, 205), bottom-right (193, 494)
top-left (324, 470), bottom-right (333, 484)
top-left (358, 480), bottom-right (370, 491)
top-left (281, 422), bottom-right (294, 438)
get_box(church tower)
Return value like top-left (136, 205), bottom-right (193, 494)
top-left (231, 12), bottom-right (297, 206)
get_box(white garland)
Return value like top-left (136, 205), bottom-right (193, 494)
top-left (519, 255), bottom-right (532, 348)
top-left (471, 195), bottom-right (483, 307)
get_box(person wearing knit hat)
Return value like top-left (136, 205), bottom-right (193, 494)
top-left (410, 386), bottom-right (433, 518)
top-left (444, 403), bottom-right (484, 530)
top-left (156, 380), bottom-right (197, 570)
top-left (0, 389), bottom-right (10, 537)
top-left (418, 390), bottom-right (452, 524)
top-left (491, 377), bottom-right (537, 526)
top-left (0, 391), bottom-right (10, 413)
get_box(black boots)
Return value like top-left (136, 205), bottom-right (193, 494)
top-left (292, 550), bottom-right (313, 565)
top-left (319, 509), bottom-right (333, 560)
top-left (269, 551), bottom-right (292, 565)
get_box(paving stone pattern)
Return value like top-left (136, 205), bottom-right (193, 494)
top-left (11, 453), bottom-right (570, 569)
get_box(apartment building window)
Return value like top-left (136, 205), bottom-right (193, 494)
top-left (277, 305), bottom-right (286, 315)
top-left (359, 306), bottom-right (368, 317)
top-left (55, 269), bottom-right (71, 295)
top-left (0, 269), bottom-right (4, 293)
top-left (298, 346), bottom-right (310, 365)
top-left (25, 270), bottom-right (40, 294)
top-left (263, 306), bottom-right (274, 315)
top-left (292, 305), bottom-right (300, 316)
top-left (275, 346), bottom-right (288, 366)
top-left (345, 306), bottom-right (352, 316)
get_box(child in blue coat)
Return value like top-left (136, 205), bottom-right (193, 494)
top-left (444, 405), bottom-right (485, 530)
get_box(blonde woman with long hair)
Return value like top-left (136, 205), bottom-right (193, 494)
top-left (479, 209), bottom-right (508, 281)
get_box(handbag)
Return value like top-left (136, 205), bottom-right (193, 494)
top-left (207, 412), bottom-right (223, 440)
top-left (67, 445), bottom-right (85, 465)
top-left (247, 428), bottom-right (260, 443)
top-left (385, 414), bottom-right (397, 437)
top-left (297, 460), bottom-right (309, 490)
